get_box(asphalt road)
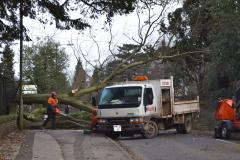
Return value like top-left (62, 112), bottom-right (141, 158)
top-left (118, 130), bottom-right (240, 160)
top-left (14, 129), bottom-right (240, 160)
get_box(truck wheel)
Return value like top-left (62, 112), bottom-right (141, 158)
top-left (214, 128), bottom-right (222, 139)
top-left (221, 124), bottom-right (231, 139)
top-left (105, 132), bottom-right (120, 139)
top-left (176, 124), bottom-right (184, 134)
top-left (182, 116), bottom-right (192, 134)
top-left (143, 120), bottom-right (158, 139)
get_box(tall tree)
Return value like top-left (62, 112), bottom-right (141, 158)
top-left (165, 0), bottom-right (213, 96)
top-left (72, 60), bottom-right (86, 90)
top-left (0, 45), bottom-right (15, 83)
top-left (23, 39), bottom-right (70, 93)
top-left (209, 0), bottom-right (240, 92)
top-left (164, 0), bottom-right (240, 99)
top-left (0, 0), bottom-right (136, 45)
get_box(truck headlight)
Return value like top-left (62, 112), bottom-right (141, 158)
top-left (97, 119), bottom-right (107, 124)
top-left (129, 117), bottom-right (143, 124)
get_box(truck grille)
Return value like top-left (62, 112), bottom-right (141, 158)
top-left (108, 118), bottom-right (129, 125)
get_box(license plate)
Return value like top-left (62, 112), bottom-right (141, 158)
top-left (113, 125), bottom-right (121, 132)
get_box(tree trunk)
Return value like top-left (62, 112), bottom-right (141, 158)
top-left (21, 94), bottom-right (94, 113)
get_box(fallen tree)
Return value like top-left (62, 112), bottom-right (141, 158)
top-left (21, 50), bottom-right (209, 114)
top-left (14, 1), bottom-right (213, 129)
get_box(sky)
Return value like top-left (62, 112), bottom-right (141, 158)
top-left (13, 11), bottom-right (142, 79)
top-left (12, 1), bottom-right (181, 80)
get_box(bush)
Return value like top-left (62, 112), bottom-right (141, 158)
top-left (70, 111), bottom-right (91, 121)
top-left (0, 115), bottom-right (16, 125)
top-left (24, 108), bottom-right (46, 122)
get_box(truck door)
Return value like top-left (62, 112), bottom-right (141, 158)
top-left (143, 87), bottom-right (156, 113)
top-left (162, 88), bottom-right (172, 116)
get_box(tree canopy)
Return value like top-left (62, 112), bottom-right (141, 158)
top-left (23, 39), bottom-right (70, 93)
top-left (0, 0), bottom-right (137, 45)
top-left (164, 0), bottom-right (240, 99)
top-left (0, 45), bottom-right (15, 83)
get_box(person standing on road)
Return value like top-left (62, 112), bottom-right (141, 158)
top-left (42, 92), bottom-right (59, 129)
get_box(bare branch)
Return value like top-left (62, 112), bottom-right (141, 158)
top-left (89, 28), bottom-right (101, 65)
top-left (108, 23), bottom-right (116, 60)
top-left (75, 50), bottom-right (212, 97)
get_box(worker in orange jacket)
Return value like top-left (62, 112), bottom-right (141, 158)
top-left (42, 92), bottom-right (59, 129)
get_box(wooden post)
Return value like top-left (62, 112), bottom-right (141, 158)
top-left (18, 0), bottom-right (24, 130)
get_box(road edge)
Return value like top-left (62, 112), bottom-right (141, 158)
top-left (107, 137), bottom-right (142, 160)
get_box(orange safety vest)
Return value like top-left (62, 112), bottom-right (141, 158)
top-left (48, 97), bottom-right (58, 107)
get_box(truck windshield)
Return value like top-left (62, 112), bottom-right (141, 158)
top-left (98, 86), bottom-right (142, 109)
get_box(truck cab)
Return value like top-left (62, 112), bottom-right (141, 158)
top-left (96, 76), bottom-right (199, 139)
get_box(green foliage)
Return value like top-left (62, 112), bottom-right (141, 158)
top-left (165, 0), bottom-right (212, 97)
top-left (0, 0), bottom-right (136, 45)
top-left (23, 107), bottom-right (46, 122)
top-left (165, 0), bottom-right (240, 100)
top-left (23, 39), bottom-right (70, 93)
top-left (90, 67), bottom-right (104, 86)
top-left (0, 115), bottom-right (16, 125)
top-left (102, 44), bottom-right (160, 82)
top-left (70, 111), bottom-right (91, 121)
top-left (209, 0), bottom-right (240, 82)
top-left (72, 60), bottom-right (86, 90)
top-left (0, 45), bottom-right (15, 83)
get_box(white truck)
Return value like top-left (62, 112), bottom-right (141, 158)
top-left (96, 76), bottom-right (200, 139)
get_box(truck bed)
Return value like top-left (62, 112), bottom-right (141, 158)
top-left (173, 97), bottom-right (200, 115)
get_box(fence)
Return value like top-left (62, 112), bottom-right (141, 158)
top-left (0, 74), bottom-right (17, 115)
top-left (0, 75), bottom-right (7, 115)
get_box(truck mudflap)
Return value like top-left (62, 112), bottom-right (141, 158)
top-left (97, 123), bottom-right (144, 133)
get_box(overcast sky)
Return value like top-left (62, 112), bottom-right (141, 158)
top-left (13, 12), bottom-right (142, 79)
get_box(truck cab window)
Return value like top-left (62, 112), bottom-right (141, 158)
top-left (99, 86), bottom-right (142, 108)
top-left (144, 88), bottom-right (154, 105)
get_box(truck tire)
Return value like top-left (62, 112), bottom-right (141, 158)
top-left (182, 116), bottom-right (192, 134)
top-left (221, 124), bottom-right (231, 139)
top-left (105, 132), bottom-right (120, 139)
top-left (176, 124), bottom-right (184, 134)
top-left (214, 128), bottom-right (222, 139)
top-left (143, 120), bottom-right (158, 139)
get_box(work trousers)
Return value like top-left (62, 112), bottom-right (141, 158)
top-left (42, 106), bottom-right (56, 129)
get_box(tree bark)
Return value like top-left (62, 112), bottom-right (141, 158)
top-left (22, 94), bottom-right (94, 113)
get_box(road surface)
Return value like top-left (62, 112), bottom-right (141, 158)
top-left (14, 130), bottom-right (240, 160)
top-left (118, 130), bottom-right (240, 160)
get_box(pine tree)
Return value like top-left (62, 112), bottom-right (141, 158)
top-left (1, 45), bottom-right (15, 83)
top-left (72, 60), bottom-right (86, 90)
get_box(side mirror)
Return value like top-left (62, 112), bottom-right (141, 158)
top-left (92, 96), bottom-right (97, 106)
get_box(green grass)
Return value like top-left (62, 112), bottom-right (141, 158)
top-left (0, 114), bottom-right (17, 125)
